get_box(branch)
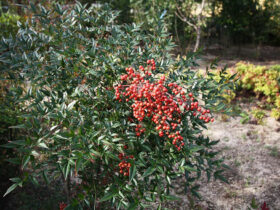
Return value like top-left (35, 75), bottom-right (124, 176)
top-left (197, 0), bottom-right (206, 27)
top-left (200, 0), bottom-right (206, 14)
top-left (175, 6), bottom-right (197, 30)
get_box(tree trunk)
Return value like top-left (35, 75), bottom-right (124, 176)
top-left (175, 0), bottom-right (206, 52)
top-left (193, 26), bottom-right (201, 52)
top-left (175, 16), bottom-right (183, 54)
top-left (193, 0), bottom-right (206, 52)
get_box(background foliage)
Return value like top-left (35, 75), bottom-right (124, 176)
top-left (2, 0), bottom-right (280, 49)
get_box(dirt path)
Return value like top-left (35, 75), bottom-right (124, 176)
top-left (192, 45), bottom-right (280, 70)
top-left (163, 111), bottom-right (280, 210)
top-left (200, 114), bottom-right (280, 209)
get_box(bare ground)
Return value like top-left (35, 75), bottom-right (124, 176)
top-left (201, 114), bottom-right (280, 209)
top-left (162, 110), bottom-right (280, 210)
top-left (195, 45), bottom-right (280, 70)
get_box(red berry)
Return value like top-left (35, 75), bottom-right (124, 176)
top-left (115, 61), bottom-right (210, 152)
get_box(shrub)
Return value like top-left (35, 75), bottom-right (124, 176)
top-left (0, 75), bottom-right (24, 207)
top-left (235, 62), bottom-right (280, 98)
top-left (234, 62), bottom-right (280, 119)
top-left (0, 4), bottom-right (24, 206)
top-left (197, 67), bottom-right (238, 104)
top-left (271, 108), bottom-right (280, 120)
top-left (251, 108), bottom-right (266, 124)
top-left (0, 2), bottom-right (234, 209)
top-left (0, 8), bottom-right (22, 38)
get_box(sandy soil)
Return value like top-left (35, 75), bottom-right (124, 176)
top-left (161, 110), bottom-right (280, 210)
top-left (201, 114), bottom-right (280, 209)
top-left (194, 44), bottom-right (280, 70)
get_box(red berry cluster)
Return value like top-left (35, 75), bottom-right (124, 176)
top-left (118, 146), bottom-right (134, 176)
top-left (261, 202), bottom-right (269, 210)
top-left (115, 59), bottom-right (214, 151)
top-left (135, 123), bottom-right (146, 136)
top-left (59, 202), bottom-right (67, 210)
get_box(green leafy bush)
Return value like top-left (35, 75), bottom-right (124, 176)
top-left (251, 108), bottom-right (266, 124)
top-left (271, 107), bottom-right (280, 120)
top-left (235, 62), bottom-right (280, 119)
top-left (206, 62), bottom-right (280, 121)
top-left (0, 6), bottom-right (26, 207)
top-left (0, 2), bottom-right (234, 209)
top-left (235, 62), bottom-right (280, 99)
top-left (0, 76), bottom-right (24, 207)
top-left (197, 67), bottom-right (238, 104)
top-left (0, 8), bottom-right (22, 38)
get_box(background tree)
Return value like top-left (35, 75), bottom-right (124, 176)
top-left (175, 0), bottom-right (207, 52)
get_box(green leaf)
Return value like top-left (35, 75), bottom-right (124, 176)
top-left (144, 196), bottom-right (153, 202)
top-left (250, 197), bottom-right (258, 209)
top-left (10, 140), bottom-right (26, 146)
top-left (127, 202), bottom-right (138, 210)
top-left (214, 170), bottom-right (229, 183)
top-left (3, 183), bottom-right (18, 197)
top-left (9, 124), bottom-right (26, 129)
top-left (9, 177), bottom-right (21, 183)
top-left (157, 165), bottom-right (164, 173)
top-left (216, 102), bottom-right (226, 111)
top-left (89, 150), bottom-right (101, 157)
top-left (191, 185), bottom-right (201, 198)
top-left (55, 134), bottom-right (68, 140)
top-left (22, 155), bottom-right (30, 169)
top-left (180, 158), bottom-right (186, 167)
top-left (1, 142), bottom-right (16, 149)
top-left (112, 122), bottom-right (121, 128)
top-left (31, 150), bottom-right (39, 157)
top-left (107, 152), bottom-right (118, 160)
top-left (129, 165), bottom-right (136, 182)
top-left (143, 167), bottom-right (156, 178)
top-left (206, 170), bottom-right (211, 181)
top-left (222, 164), bottom-right (231, 170)
top-left (65, 161), bottom-right (71, 180)
top-left (183, 165), bottom-right (197, 172)
top-left (189, 146), bottom-right (204, 153)
top-left (43, 171), bottom-right (50, 185)
top-left (67, 100), bottom-right (77, 110)
top-left (164, 195), bottom-right (180, 201)
top-left (215, 174), bottom-right (228, 184)
top-left (98, 135), bottom-right (106, 141)
top-left (31, 176), bottom-right (39, 186)
top-left (166, 176), bottom-right (171, 185)
top-left (140, 203), bottom-right (151, 208)
top-left (7, 158), bottom-right (21, 165)
top-left (38, 142), bottom-right (48, 149)
top-left (1, 140), bottom-right (26, 148)
top-left (99, 190), bottom-right (117, 202)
